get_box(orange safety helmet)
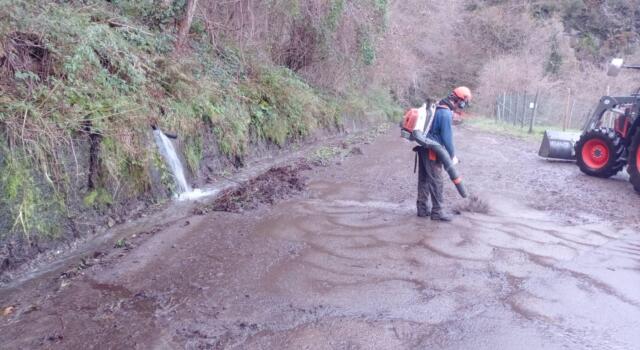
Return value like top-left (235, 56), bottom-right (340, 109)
top-left (453, 86), bottom-right (472, 102)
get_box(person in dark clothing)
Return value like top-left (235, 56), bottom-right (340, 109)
top-left (416, 86), bottom-right (472, 221)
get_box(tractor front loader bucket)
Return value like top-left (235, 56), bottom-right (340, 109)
top-left (538, 130), bottom-right (582, 161)
top-left (539, 59), bottom-right (639, 162)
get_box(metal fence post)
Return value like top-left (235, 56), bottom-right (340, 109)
top-left (521, 90), bottom-right (528, 128)
top-left (512, 91), bottom-right (517, 126)
top-left (507, 93), bottom-right (512, 124)
top-left (528, 89), bottom-right (539, 134)
top-left (563, 88), bottom-right (571, 131)
top-left (568, 99), bottom-right (576, 130)
top-left (501, 92), bottom-right (507, 124)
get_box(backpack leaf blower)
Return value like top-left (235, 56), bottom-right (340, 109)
top-left (401, 104), bottom-right (468, 198)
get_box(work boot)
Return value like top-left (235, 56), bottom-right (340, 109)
top-left (431, 211), bottom-right (453, 222)
top-left (417, 201), bottom-right (430, 218)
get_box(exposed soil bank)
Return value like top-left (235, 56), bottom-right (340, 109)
top-left (1, 124), bottom-right (639, 349)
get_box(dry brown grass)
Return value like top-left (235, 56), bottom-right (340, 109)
top-left (0, 32), bottom-right (56, 93)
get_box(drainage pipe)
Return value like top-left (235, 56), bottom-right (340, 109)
top-left (151, 124), bottom-right (178, 139)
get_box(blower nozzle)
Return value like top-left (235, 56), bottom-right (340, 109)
top-left (411, 131), bottom-right (468, 198)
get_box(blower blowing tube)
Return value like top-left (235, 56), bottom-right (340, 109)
top-left (411, 130), bottom-right (468, 198)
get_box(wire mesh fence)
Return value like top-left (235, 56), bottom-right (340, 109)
top-left (493, 89), bottom-right (599, 133)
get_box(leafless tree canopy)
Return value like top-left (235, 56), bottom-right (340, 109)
top-left (181, 0), bottom-right (640, 118)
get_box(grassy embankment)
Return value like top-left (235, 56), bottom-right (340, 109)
top-left (0, 0), bottom-right (400, 244)
top-left (465, 116), bottom-right (582, 142)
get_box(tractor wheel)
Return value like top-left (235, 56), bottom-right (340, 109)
top-left (628, 129), bottom-right (640, 192)
top-left (575, 127), bottom-right (626, 178)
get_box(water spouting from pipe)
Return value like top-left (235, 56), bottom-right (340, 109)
top-left (153, 129), bottom-right (192, 194)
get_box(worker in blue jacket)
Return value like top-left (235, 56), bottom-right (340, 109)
top-left (416, 86), bottom-right (472, 221)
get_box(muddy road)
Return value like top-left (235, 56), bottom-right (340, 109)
top-left (2, 125), bottom-right (640, 349)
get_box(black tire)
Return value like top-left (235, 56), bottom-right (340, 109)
top-left (575, 127), bottom-right (626, 178)
top-left (628, 129), bottom-right (640, 192)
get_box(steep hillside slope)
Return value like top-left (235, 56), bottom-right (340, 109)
top-left (0, 0), bottom-right (399, 273)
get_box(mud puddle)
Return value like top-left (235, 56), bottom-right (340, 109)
top-left (240, 128), bottom-right (640, 349)
top-left (1, 126), bottom-right (640, 349)
top-left (251, 177), bottom-right (639, 349)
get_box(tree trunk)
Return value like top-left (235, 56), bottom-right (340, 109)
top-left (203, 9), bottom-right (216, 49)
top-left (88, 132), bottom-right (102, 190)
top-left (175, 0), bottom-right (199, 51)
top-left (82, 119), bottom-right (102, 190)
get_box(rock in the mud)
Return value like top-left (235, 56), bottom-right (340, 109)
top-left (2, 305), bottom-right (15, 316)
top-left (107, 217), bottom-right (116, 228)
top-left (24, 304), bottom-right (39, 314)
top-left (192, 207), bottom-right (207, 215)
top-left (349, 147), bottom-right (363, 155)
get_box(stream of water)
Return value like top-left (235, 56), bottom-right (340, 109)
top-left (153, 129), bottom-right (216, 201)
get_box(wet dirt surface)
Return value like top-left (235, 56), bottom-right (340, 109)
top-left (200, 161), bottom-right (311, 214)
top-left (1, 124), bottom-right (640, 349)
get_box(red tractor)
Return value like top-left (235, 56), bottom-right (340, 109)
top-left (539, 59), bottom-right (640, 192)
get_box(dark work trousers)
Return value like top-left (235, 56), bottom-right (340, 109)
top-left (416, 147), bottom-right (444, 216)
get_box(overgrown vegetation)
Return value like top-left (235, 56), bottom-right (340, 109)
top-left (0, 0), bottom-right (399, 245)
top-left (0, 148), bottom-right (64, 241)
